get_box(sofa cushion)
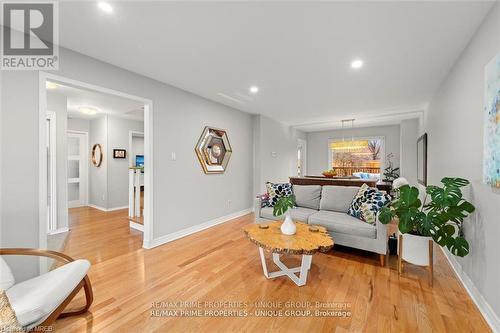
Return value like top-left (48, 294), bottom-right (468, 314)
top-left (319, 186), bottom-right (359, 212)
top-left (266, 182), bottom-right (293, 207)
top-left (261, 207), bottom-right (318, 222)
top-left (0, 257), bottom-right (15, 290)
top-left (6, 259), bottom-right (90, 328)
top-left (293, 185), bottom-right (321, 210)
top-left (348, 184), bottom-right (391, 224)
top-left (309, 211), bottom-right (376, 239)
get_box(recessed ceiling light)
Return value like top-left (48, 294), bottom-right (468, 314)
top-left (249, 86), bottom-right (259, 94)
top-left (98, 2), bottom-right (113, 13)
top-left (46, 81), bottom-right (58, 89)
top-left (351, 59), bottom-right (363, 69)
top-left (78, 106), bottom-right (99, 115)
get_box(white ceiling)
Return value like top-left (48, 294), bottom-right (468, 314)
top-left (47, 82), bottom-right (144, 120)
top-left (58, 1), bottom-right (494, 130)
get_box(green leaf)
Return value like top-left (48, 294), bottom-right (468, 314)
top-left (399, 185), bottom-right (421, 208)
top-left (447, 236), bottom-right (470, 257)
top-left (379, 207), bottom-right (395, 224)
top-left (441, 177), bottom-right (469, 188)
top-left (398, 207), bottom-right (419, 233)
top-left (432, 224), bottom-right (455, 246)
top-left (273, 195), bottom-right (295, 217)
top-left (418, 211), bottom-right (439, 236)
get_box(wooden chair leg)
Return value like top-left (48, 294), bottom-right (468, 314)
top-left (59, 276), bottom-right (94, 317)
top-left (398, 234), bottom-right (403, 275)
top-left (379, 254), bottom-right (386, 267)
top-left (37, 275), bottom-right (93, 328)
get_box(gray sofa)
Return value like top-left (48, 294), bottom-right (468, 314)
top-left (254, 184), bottom-right (388, 265)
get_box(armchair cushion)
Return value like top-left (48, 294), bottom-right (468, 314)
top-left (6, 259), bottom-right (90, 328)
top-left (0, 257), bottom-right (15, 290)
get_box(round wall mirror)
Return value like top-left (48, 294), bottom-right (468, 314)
top-left (92, 144), bottom-right (103, 167)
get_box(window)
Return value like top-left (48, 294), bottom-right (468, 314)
top-left (328, 137), bottom-right (384, 178)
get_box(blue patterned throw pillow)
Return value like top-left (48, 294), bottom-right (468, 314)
top-left (347, 184), bottom-right (391, 224)
top-left (265, 182), bottom-right (293, 207)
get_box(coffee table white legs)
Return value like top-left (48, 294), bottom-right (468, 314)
top-left (258, 247), bottom-right (312, 286)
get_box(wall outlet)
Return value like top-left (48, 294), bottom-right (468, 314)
top-left (227, 200), bottom-right (232, 207)
top-left (101, 193), bottom-right (106, 202)
top-left (271, 151), bottom-right (277, 158)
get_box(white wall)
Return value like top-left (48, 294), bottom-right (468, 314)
top-left (423, 3), bottom-right (500, 328)
top-left (0, 47), bottom-right (255, 279)
top-left (47, 92), bottom-right (69, 231)
top-left (68, 118), bottom-right (90, 132)
top-left (400, 118), bottom-right (419, 186)
top-left (306, 124), bottom-right (401, 176)
top-left (0, 71), bottom-right (39, 280)
top-left (253, 115), bottom-right (306, 195)
top-left (107, 117), bottom-right (143, 209)
top-left (89, 116), bottom-right (108, 208)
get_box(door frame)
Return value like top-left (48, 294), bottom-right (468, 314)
top-left (67, 130), bottom-right (89, 208)
top-left (38, 72), bottom-right (155, 250)
top-left (46, 111), bottom-right (57, 233)
top-left (297, 138), bottom-right (307, 177)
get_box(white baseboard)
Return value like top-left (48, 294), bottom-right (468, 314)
top-left (129, 221), bottom-right (144, 232)
top-left (143, 208), bottom-right (253, 249)
top-left (87, 204), bottom-right (128, 212)
top-left (441, 248), bottom-right (500, 332)
top-left (47, 227), bottom-right (69, 235)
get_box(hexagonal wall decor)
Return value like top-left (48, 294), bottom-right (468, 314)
top-left (195, 126), bottom-right (232, 174)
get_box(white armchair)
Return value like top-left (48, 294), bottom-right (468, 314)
top-left (0, 249), bottom-right (93, 331)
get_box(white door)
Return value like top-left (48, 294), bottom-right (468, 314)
top-left (67, 131), bottom-right (88, 208)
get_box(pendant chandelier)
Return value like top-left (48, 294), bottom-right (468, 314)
top-left (331, 119), bottom-right (368, 152)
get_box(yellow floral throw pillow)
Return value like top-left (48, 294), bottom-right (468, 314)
top-left (0, 290), bottom-right (23, 332)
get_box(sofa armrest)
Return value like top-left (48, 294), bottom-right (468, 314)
top-left (254, 197), bottom-right (262, 223)
top-left (375, 214), bottom-right (388, 254)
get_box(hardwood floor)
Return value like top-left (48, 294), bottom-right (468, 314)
top-left (55, 207), bottom-right (491, 332)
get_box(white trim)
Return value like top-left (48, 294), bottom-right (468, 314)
top-left (47, 227), bottom-right (69, 235)
top-left (144, 208), bottom-right (254, 249)
top-left (129, 221), bottom-right (144, 232)
top-left (87, 204), bottom-right (128, 212)
top-left (38, 72), bottom-right (154, 248)
top-left (46, 111), bottom-right (57, 233)
top-left (441, 248), bottom-right (500, 332)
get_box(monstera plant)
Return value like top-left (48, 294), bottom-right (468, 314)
top-left (379, 177), bottom-right (475, 257)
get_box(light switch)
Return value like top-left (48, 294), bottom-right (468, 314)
top-left (171, 152), bottom-right (176, 161)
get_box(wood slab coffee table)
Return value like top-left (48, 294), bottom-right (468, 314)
top-left (244, 221), bottom-right (333, 286)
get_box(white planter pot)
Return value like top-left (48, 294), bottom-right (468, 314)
top-left (280, 213), bottom-right (296, 235)
top-left (398, 232), bottom-right (432, 266)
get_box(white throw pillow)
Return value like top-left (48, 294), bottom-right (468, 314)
top-left (0, 257), bottom-right (15, 290)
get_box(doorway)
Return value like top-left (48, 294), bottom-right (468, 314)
top-left (38, 72), bottom-right (154, 253)
top-left (67, 131), bottom-right (89, 208)
top-left (297, 138), bottom-right (307, 177)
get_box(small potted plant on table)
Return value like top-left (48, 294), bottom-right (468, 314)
top-left (273, 195), bottom-right (296, 235)
top-left (379, 177), bottom-right (475, 284)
